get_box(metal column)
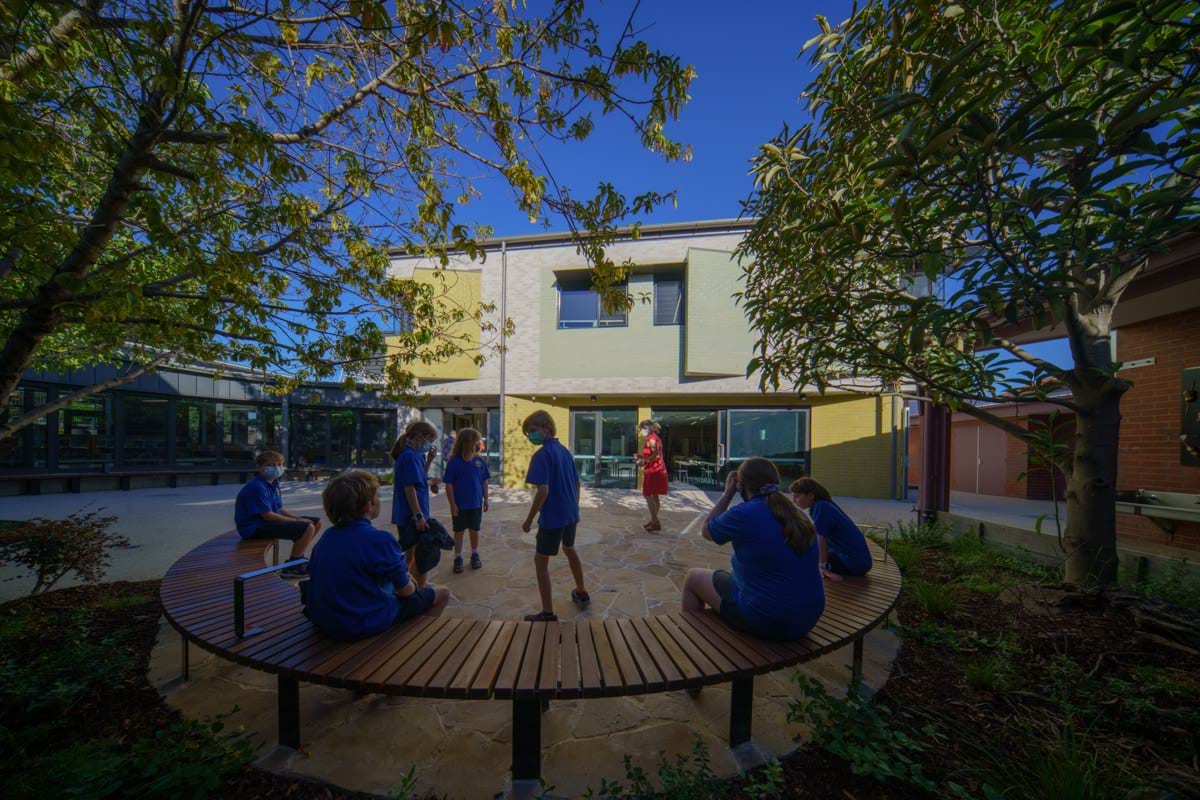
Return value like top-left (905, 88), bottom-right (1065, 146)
top-left (512, 697), bottom-right (541, 781)
top-left (729, 676), bottom-right (753, 746)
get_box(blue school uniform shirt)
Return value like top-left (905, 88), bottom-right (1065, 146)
top-left (391, 444), bottom-right (430, 525)
top-left (810, 499), bottom-right (873, 576)
top-left (443, 454), bottom-right (490, 510)
top-left (234, 474), bottom-right (283, 537)
top-left (305, 517), bottom-right (412, 640)
top-left (524, 437), bottom-right (580, 529)
top-left (707, 496), bottom-right (825, 640)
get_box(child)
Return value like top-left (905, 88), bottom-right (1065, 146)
top-left (306, 470), bottom-right (449, 641)
top-left (443, 427), bottom-right (490, 573)
top-left (790, 477), bottom-right (873, 580)
top-left (233, 451), bottom-right (321, 579)
top-left (390, 420), bottom-right (441, 587)
top-left (520, 410), bottom-right (589, 622)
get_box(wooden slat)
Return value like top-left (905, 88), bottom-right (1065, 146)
top-left (339, 616), bottom-right (448, 686)
top-left (468, 621), bottom-right (518, 699)
top-left (630, 618), bottom-right (686, 690)
top-left (492, 622), bottom-right (532, 699)
top-left (675, 613), bottom-right (755, 676)
top-left (576, 621), bottom-right (603, 698)
top-left (658, 613), bottom-right (733, 679)
top-left (515, 622), bottom-right (548, 698)
top-left (557, 623), bottom-right (581, 699)
top-left (380, 617), bottom-right (466, 691)
top-left (538, 622), bottom-right (561, 695)
top-left (445, 620), bottom-right (504, 699)
top-left (614, 618), bottom-right (664, 692)
top-left (409, 619), bottom-right (480, 695)
top-left (644, 616), bottom-right (704, 685)
top-left (601, 619), bottom-right (644, 693)
top-left (590, 620), bottom-right (624, 697)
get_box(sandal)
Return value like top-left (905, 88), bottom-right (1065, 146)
top-left (646, 521), bottom-right (662, 533)
top-left (524, 610), bottom-right (559, 622)
top-left (571, 589), bottom-right (591, 609)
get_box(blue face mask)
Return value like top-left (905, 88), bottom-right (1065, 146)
top-left (527, 431), bottom-right (545, 445)
top-left (262, 465), bottom-right (283, 481)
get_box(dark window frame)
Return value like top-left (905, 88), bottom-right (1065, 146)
top-left (556, 276), bottom-right (629, 329)
top-left (653, 275), bottom-right (685, 326)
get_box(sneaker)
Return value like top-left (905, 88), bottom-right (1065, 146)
top-left (524, 610), bottom-right (558, 622)
top-left (470, 552), bottom-right (482, 570)
top-left (453, 555), bottom-right (464, 574)
top-left (280, 562), bottom-right (309, 580)
top-left (571, 589), bottom-right (591, 609)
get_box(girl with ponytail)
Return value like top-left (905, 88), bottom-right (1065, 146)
top-left (790, 477), bottom-right (873, 580)
top-left (681, 457), bottom-right (824, 641)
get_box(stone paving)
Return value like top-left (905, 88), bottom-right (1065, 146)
top-left (149, 486), bottom-right (900, 799)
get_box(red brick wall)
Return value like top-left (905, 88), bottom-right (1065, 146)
top-left (1116, 309), bottom-right (1200, 551)
top-left (1004, 419), bottom-right (1029, 498)
top-left (907, 424), bottom-right (921, 488)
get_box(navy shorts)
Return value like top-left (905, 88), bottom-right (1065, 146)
top-left (452, 507), bottom-right (483, 533)
top-left (244, 516), bottom-right (319, 542)
top-left (711, 569), bottom-right (775, 639)
top-left (394, 586), bottom-right (436, 625)
top-left (536, 523), bottom-right (577, 556)
top-left (829, 549), bottom-right (872, 577)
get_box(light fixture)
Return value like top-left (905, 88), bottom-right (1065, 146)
top-left (590, 395), bottom-right (597, 402)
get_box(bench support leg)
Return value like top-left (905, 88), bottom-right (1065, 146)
top-left (278, 676), bottom-right (300, 749)
top-left (729, 676), bottom-right (753, 747)
top-left (512, 697), bottom-right (541, 782)
top-left (851, 637), bottom-right (864, 689)
top-left (180, 635), bottom-right (189, 682)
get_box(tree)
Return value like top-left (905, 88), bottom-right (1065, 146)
top-left (0, 0), bottom-right (693, 438)
top-left (739, 0), bottom-right (1200, 585)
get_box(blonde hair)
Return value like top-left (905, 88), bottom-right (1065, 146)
top-left (522, 410), bottom-right (557, 437)
top-left (451, 427), bottom-right (482, 460)
top-left (322, 470), bottom-right (380, 525)
top-left (256, 451), bottom-right (284, 467)
top-left (739, 457), bottom-right (815, 556)
top-left (389, 420), bottom-right (437, 459)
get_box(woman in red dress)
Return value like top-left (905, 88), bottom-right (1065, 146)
top-left (637, 420), bottom-right (669, 532)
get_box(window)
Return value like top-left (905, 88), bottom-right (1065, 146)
top-left (262, 407), bottom-right (284, 454)
top-left (0, 390), bottom-right (25, 466)
top-left (292, 408), bottom-right (328, 467)
top-left (122, 395), bottom-right (170, 466)
top-left (222, 404), bottom-right (261, 465)
top-left (176, 399), bottom-right (218, 465)
top-left (59, 394), bottom-right (114, 467)
top-left (361, 411), bottom-right (396, 466)
top-left (654, 277), bottom-right (684, 325)
top-left (330, 410), bottom-right (357, 465)
top-left (557, 278), bottom-right (627, 329)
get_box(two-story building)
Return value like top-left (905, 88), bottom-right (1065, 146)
top-left (388, 219), bottom-right (907, 499)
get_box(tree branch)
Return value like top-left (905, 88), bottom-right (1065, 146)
top-left (0, 1), bottom-right (99, 86)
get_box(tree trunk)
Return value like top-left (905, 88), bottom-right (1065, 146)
top-left (1062, 387), bottom-right (1123, 586)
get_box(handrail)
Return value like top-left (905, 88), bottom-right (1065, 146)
top-left (234, 559), bottom-right (306, 638)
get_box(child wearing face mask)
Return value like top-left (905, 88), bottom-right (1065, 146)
top-left (520, 410), bottom-right (590, 622)
top-left (306, 470), bottom-right (451, 640)
top-left (391, 420), bottom-right (441, 588)
top-left (234, 450), bottom-right (322, 579)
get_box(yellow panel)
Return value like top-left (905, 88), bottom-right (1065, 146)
top-left (388, 268), bottom-right (482, 381)
top-left (501, 396), bottom-right (571, 488)
top-left (810, 395), bottom-right (895, 498)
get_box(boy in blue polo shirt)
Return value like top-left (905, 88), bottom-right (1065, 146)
top-left (306, 470), bottom-right (450, 641)
top-left (234, 451), bottom-right (321, 579)
top-left (520, 410), bottom-right (590, 622)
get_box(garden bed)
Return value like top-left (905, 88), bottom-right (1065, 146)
top-left (2, 528), bottom-right (1198, 799)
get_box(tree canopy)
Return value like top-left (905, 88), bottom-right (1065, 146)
top-left (739, 0), bottom-right (1199, 584)
top-left (0, 0), bottom-right (693, 435)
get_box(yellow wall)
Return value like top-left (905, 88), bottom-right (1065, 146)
top-left (497, 393), bottom-right (904, 498)
top-left (388, 268), bottom-right (481, 381)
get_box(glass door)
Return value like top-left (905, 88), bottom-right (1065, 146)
top-left (571, 408), bottom-right (638, 488)
top-left (722, 409), bottom-right (811, 485)
top-left (653, 408), bottom-right (720, 488)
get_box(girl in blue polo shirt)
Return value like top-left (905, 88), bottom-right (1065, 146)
top-left (443, 427), bottom-right (491, 573)
top-left (682, 456), bottom-right (823, 641)
top-left (790, 477), bottom-right (873, 580)
top-left (306, 470), bottom-right (449, 641)
top-left (390, 420), bottom-right (439, 587)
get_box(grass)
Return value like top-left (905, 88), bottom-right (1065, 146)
top-left (963, 654), bottom-right (1011, 692)
top-left (906, 579), bottom-right (959, 618)
top-left (1129, 558), bottom-right (1200, 611)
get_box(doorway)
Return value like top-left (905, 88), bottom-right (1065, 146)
top-left (570, 408), bottom-right (638, 488)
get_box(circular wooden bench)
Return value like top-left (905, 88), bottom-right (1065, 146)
top-left (160, 532), bottom-right (901, 784)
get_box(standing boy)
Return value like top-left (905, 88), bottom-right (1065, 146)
top-left (234, 451), bottom-right (322, 579)
top-left (520, 410), bottom-right (590, 621)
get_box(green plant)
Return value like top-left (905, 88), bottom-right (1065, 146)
top-left (884, 538), bottom-right (923, 572)
top-left (584, 735), bottom-right (722, 800)
top-left (0, 634), bottom-right (132, 712)
top-left (0, 511), bottom-right (128, 594)
top-left (787, 675), bottom-right (937, 791)
top-left (906, 579), bottom-right (959, 618)
top-left (10, 715), bottom-right (253, 800)
top-left (1131, 559), bottom-right (1200, 611)
top-left (743, 758), bottom-right (784, 800)
top-left (895, 520), bottom-right (951, 549)
top-left (963, 655), bottom-right (1011, 692)
top-left (1022, 729), bottom-right (1117, 800)
top-left (387, 765), bottom-right (419, 799)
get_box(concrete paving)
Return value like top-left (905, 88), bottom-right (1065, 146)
top-left (138, 484), bottom-right (901, 800)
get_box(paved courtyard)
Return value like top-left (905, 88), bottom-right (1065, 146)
top-left (134, 485), bottom-right (902, 799)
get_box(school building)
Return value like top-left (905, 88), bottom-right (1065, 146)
top-left (387, 219), bottom-right (908, 498)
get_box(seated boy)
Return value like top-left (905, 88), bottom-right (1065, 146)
top-left (306, 470), bottom-right (450, 641)
top-left (234, 451), bottom-right (321, 579)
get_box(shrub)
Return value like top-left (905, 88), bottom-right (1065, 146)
top-left (787, 674), bottom-right (937, 791)
top-left (583, 736), bottom-right (785, 800)
top-left (1131, 558), bottom-right (1200, 611)
top-left (884, 538), bottom-right (923, 572)
top-left (906, 579), bottom-right (959, 618)
top-left (963, 655), bottom-right (1011, 692)
top-left (895, 520), bottom-right (952, 549)
top-left (0, 511), bottom-right (128, 594)
top-left (0, 635), bottom-right (132, 713)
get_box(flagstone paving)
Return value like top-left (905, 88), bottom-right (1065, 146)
top-left (149, 486), bottom-right (901, 799)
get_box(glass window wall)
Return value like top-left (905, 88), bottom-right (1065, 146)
top-left (361, 411), bottom-right (395, 466)
top-left (222, 403), bottom-right (260, 465)
top-left (122, 395), bottom-right (170, 466)
top-left (59, 394), bottom-right (114, 467)
top-left (176, 399), bottom-right (218, 465)
top-left (330, 410), bottom-right (357, 465)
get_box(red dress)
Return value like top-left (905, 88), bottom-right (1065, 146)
top-left (641, 433), bottom-right (669, 496)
